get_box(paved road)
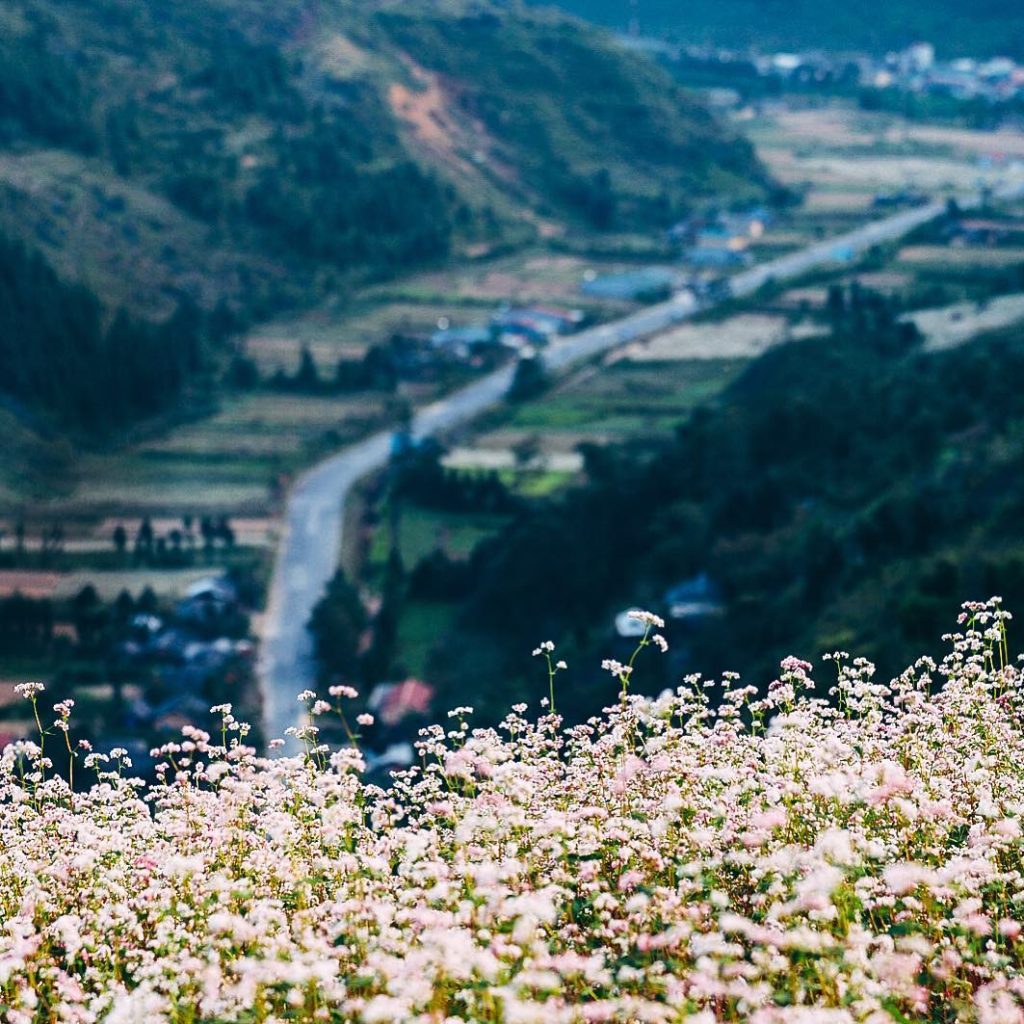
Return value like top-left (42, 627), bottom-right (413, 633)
top-left (256, 194), bottom-right (963, 748)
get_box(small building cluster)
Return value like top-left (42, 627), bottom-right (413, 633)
top-left (751, 42), bottom-right (1024, 105)
top-left (863, 46), bottom-right (1024, 103)
top-left (429, 304), bottom-right (585, 358)
top-left (359, 678), bottom-right (437, 781)
top-left (610, 575), bottom-right (726, 680)
top-left (667, 208), bottom-right (772, 269)
top-left (613, 573), bottom-right (726, 643)
top-left (580, 267), bottom-right (681, 301)
top-left (113, 575), bottom-right (254, 755)
top-left (638, 36), bottom-right (1024, 108)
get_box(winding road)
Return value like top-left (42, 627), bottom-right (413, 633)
top-left (257, 195), bottom-right (964, 748)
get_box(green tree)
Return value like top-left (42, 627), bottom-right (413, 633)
top-left (507, 354), bottom-right (549, 403)
top-left (294, 347), bottom-right (320, 392)
top-left (308, 571), bottom-right (368, 682)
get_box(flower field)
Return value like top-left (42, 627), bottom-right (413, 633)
top-left (3, 601), bottom-right (1024, 1022)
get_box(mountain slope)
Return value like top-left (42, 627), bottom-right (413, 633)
top-left (376, 7), bottom-right (764, 231)
top-left (0, 0), bottom-right (765, 326)
top-left (541, 0), bottom-right (1024, 59)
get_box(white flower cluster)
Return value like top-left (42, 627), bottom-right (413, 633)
top-left (0, 600), bottom-right (1020, 1024)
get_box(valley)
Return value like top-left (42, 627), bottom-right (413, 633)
top-left (2, 3), bottom-right (1024, 765)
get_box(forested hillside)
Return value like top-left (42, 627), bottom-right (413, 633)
top-left (423, 290), bottom-right (1024, 721)
top-left (0, 0), bottom-right (764, 309)
top-left (375, 8), bottom-right (763, 229)
top-left (544, 0), bottom-right (1024, 58)
top-left (0, 233), bottom-right (224, 434)
top-left (0, 0), bottom-right (763, 434)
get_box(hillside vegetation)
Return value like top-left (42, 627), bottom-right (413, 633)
top-left (545, 0), bottom-right (1024, 59)
top-left (3, 605), bottom-right (1024, 1020)
top-left (0, 233), bottom-right (222, 434)
top-left (0, 0), bottom-right (762, 311)
top-left (0, 0), bottom-right (762, 434)
top-left (414, 289), bottom-right (1024, 722)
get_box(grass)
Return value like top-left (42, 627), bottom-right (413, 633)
top-left (369, 504), bottom-right (511, 678)
top-left (367, 505), bottom-right (509, 578)
top-left (0, 654), bottom-right (54, 683)
top-left (499, 469), bottom-right (578, 498)
top-left (503, 359), bottom-right (747, 439)
top-left (395, 600), bottom-right (459, 678)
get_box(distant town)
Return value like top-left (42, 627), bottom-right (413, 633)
top-left (624, 36), bottom-right (1024, 110)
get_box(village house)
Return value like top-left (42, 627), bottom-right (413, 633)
top-left (663, 573), bottom-right (725, 622)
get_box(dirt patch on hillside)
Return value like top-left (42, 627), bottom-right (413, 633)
top-left (387, 60), bottom-right (491, 182)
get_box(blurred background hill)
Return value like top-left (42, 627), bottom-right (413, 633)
top-left (538, 0), bottom-right (1024, 60)
top-left (0, 0), bottom-right (764, 437)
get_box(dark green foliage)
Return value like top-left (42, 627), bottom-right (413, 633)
top-left (332, 343), bottom-right (403, 394)
top-left (562, 169), bottom-right (618, 230)
top-left (0, 233), bottom-right (202, 434)
top-left (0, 593), bottom-right (53, 656)
top-left (857, 87), bottom-right (1024, 128)
top-left (409, 549), bottom-right (474, 601)
top-left (225, 354), bottom-right (260, 390)
top-left (361, 549), bottom-right (405, 685)
top-left (71, 584), bottom-right (107, 652)
top-left (0, 20), bottom-right (97, 151)
top-left (293, 348), bottom-right (321, 393)
top-left (186, 32), bottom-right (298, 116)
top-left (432, 290), bottom-right (1024, 720)
top-left (376, 6), bottom-right (766, 226)
top-left (243, 154), bottom-right (452, 269)
top-left (308, 570), bottom-right (368, 684)
top-left (507, 356), bottom-right (550, 404)
top-left (393, 441), bottom-right (519, 514)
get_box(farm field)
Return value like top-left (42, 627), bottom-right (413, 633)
top-left (5, 392), bottom-right (393, 533)
top-left (907, 292), bottom-right (1024, 350)
top-left (612, 312), bottom-right (824, 361)
top-left (244, 251), bottom-right (649, 376)
top-left (366, 507), bottom-right (509, 577)
top-left (897, 244), bottom-right (1024, 267)
top-left (741, 102), bottom-right (1024, 196)
top-left (493, 357), bottom-right (749, 445)
top-left (0, 391), bottom-right (393, 608)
